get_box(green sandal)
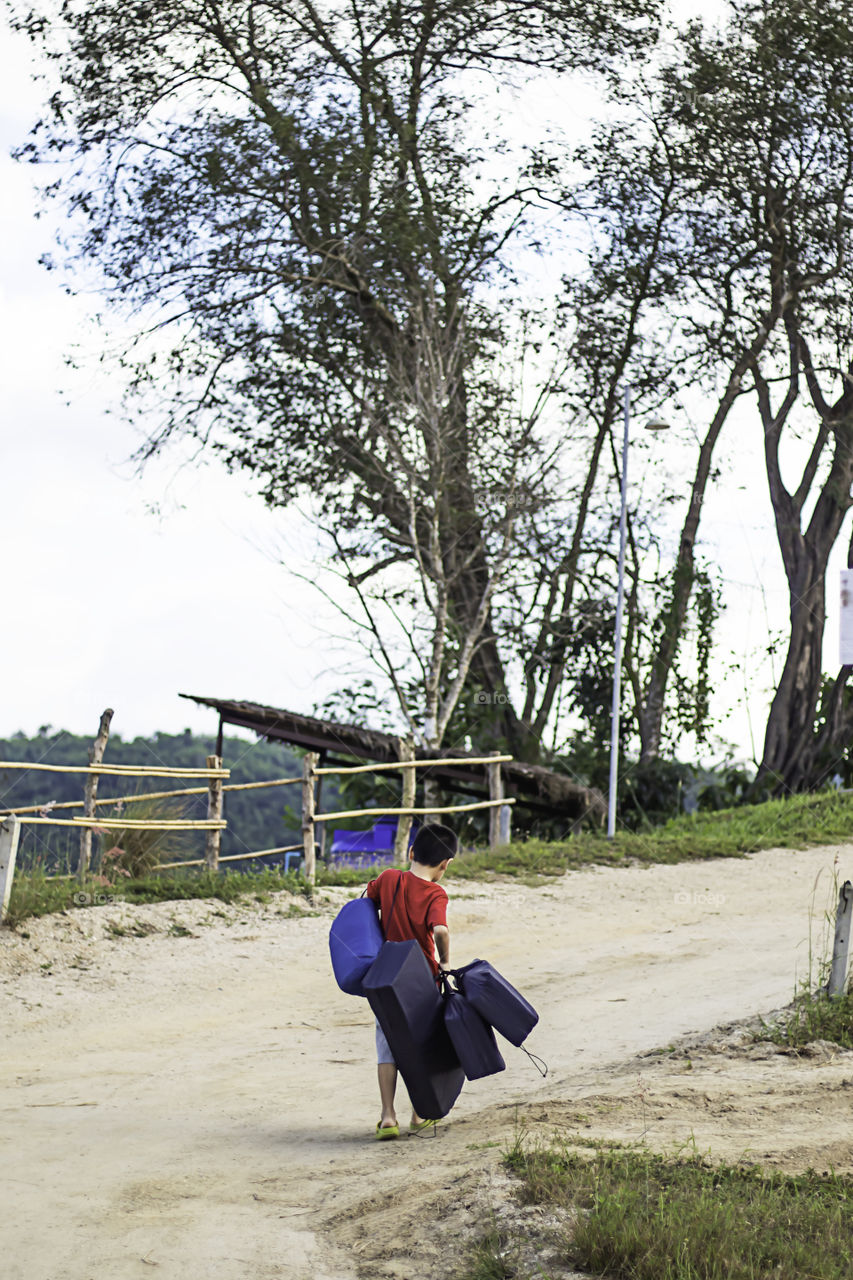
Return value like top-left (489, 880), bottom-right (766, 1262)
top-left (375, 1122), bottom-right (399, 1140)
top-left (409, 1118), bottom-right (438, 1133)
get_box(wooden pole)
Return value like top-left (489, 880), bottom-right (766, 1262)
top-left (487, 752), bottom-right (503, 849)
top-left (827, 880), bottom-right (853, 997)
top-left (302, 752), bottom-right (318, 887)
top-left (313, 798), bottom-right (515, 822)
top-left (313, 754), bottom-right (512, 777)
top-left (499, 799), bottom-right (512, 846)
top-left (394, 736), bottom-right (416, 865)
top-left (78, 708), bottom-right (113, 882)
top-left (0, 816), bottom-right (21, 925)
top-left (205, 754), bottom-right (224, 871)
top-left (316, 751), bottom-right (327, 864)
top-left (0, 762), bottom-right (228, 776)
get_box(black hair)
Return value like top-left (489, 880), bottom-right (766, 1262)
top-left (411, 822), bottom-right (457, 867)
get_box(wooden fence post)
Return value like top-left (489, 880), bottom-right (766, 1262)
top-left (487, 752), bottom-right (503, 849)
top-left (78, 707), bottom-right (114, 881)
top-left (302, 752), bottom-right (318, 887)
top-left (394, 736), bottom-right (415, 865)
top-left (499, 798), bottom-right (512, 846)
top-left (205, 754), bottom-right (224, 872)
top-left (0, 816), bottom-right (21, 925)
top-left (827, 880), bottom-right (853, 997)
top-left (316, 751), bottom-right (327, 864)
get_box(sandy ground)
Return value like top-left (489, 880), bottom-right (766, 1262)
top-left (3, 845), bottom-right (853, 1280)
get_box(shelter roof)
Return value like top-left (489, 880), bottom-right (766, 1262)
top-left (180, 694), bottom-right (605, 823)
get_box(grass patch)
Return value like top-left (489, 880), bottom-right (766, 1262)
top-left (8, 787), bottom-right (853, 924)
top-left (458, 1226), bottom-right (515, 1280)
top-left (3, 868), bottom-right (82, 927)
top-left (759, 987), bottom-right (853, 1050)
top-left (4, 865), bottom-right (317, 927)
top-left (450, 789), bottom-right (853, 881)
top-left (495, 1140), bottom-right (853, 1280)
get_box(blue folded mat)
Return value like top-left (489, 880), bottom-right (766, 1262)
top-left (442, 980), bottom-right (506, 1080)
top-left (454, 959), bottom-right (538, 1047)
top-left (329, 897), bottom-right (385, 996)
top-left (363, 939), bottom-right (465, 1120)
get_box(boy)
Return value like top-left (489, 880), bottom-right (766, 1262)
top-left (365, 822), bottom-right (457, 1139)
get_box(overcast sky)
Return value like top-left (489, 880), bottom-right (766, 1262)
top-left (1, 11), bottom-right (847, 763)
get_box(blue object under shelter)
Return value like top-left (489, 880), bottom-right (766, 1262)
top-left (330, 814), bottom-right (418, 864)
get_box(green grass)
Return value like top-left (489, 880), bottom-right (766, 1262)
top-left (7, 788), bottom-right (853, 925)
top-left (458, 1227), bottom-right (515, 1280)
top-left (3, 865), bottom-right (315, 928)
top-left (447, 788), bottom-right (853, 882)
top-left (759, 987), bottom-right (853, 1050)
top-left (3, 868), bottom-right (83, 929)
top-left (478, 1140), bottom-right (853, 1280)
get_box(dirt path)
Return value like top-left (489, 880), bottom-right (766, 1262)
top-left (3, 845), bottom-right (852, 1280)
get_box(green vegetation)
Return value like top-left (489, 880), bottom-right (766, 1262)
top-left (99, 794), bottom-right (194, 879)
top-left (3, 866), bottom-right (313, 929)
top-left (3, 868), bottom-right (82, 929)
top-left (459, 1140), bottom-right (853, 1280)
top-left (449, 788), bottom-right (853, 880)
top-left (7, 786), bottom-right (853, 924)
top-left (759, 988), bottom-right (853, 1051)
top-left (458, 1227), bottom-right (514, 1280)
top-left (0, 728), bottom-right (317, 871)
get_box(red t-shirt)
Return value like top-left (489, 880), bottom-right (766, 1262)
top-left (366, 868), bottom-right (448, 978)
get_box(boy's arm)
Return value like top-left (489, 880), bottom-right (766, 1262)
top-left (433, 924), bottom-right (450, 969)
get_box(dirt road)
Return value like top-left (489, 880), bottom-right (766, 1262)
top-left (3, 845), bottom-right (852, 1280)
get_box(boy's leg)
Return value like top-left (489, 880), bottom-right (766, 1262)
top-left (378, 1063), bottom-right (398, 1128)
top-left (375, 1019), bottom-right (430, 1130)
top-left (380, 1066), bottom-right (428, 1130)
top-left (376, 1019), bottom-right (398, 1130)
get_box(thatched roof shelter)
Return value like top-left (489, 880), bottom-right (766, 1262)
top-left (180, 694), bottom-right (605, 826)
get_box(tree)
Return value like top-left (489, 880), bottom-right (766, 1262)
top-left (14, 0), bottom-right (661, 756)
top-left (553, 0), bottom-right (853, 789)
top-left (672, 0), bottom-right (853, 791)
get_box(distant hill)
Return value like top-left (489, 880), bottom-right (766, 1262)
top-left (0, 728), bottom-right (323, 872)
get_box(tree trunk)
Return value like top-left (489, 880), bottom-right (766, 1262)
top-left (757, 563), bottom-right (827, 790)
top-left (755, 390), bottom-right (853, 791)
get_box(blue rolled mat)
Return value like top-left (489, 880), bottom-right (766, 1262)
top-left (329, 897), bottom-right (384, 996)
top-left (454, 959), bottom-right (538, 1047)
top-left (363, 940), bottom-right (465, 1120)
top-left (442, 984), bottom-right (506, 1080)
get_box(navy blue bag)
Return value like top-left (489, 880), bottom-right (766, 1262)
top-left (363, 939), bottom-right (465, 1120)
top-left (441, 978), bottom-right (506, 1081)
top-left (454, 959), bottom-right (538, 1047)
top-left (329, 872), bottom-right (407, 997)
top-left (329, 894), bottom-right (385, 996)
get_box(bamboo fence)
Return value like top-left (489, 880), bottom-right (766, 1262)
top-left (0, 742), bottom-right (515, 914)
top-left (299, 748), bottom-right (514, 886)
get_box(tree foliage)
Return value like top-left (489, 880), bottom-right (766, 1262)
top-left (13, 0), bottom-right (661, 758)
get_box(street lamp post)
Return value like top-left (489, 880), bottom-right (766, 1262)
top-left (607, 387), bottom-right (669, 840)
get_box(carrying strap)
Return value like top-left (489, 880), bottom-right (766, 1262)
top-left (382, 868), bottom-right (408, 936)
top-left (520, 1045), bottom-right (548, 1078)
top-left (361, 868), bottom-right (407, 934)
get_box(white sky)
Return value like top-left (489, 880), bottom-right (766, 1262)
top-left (0, 11), bottom-right (848, 765)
